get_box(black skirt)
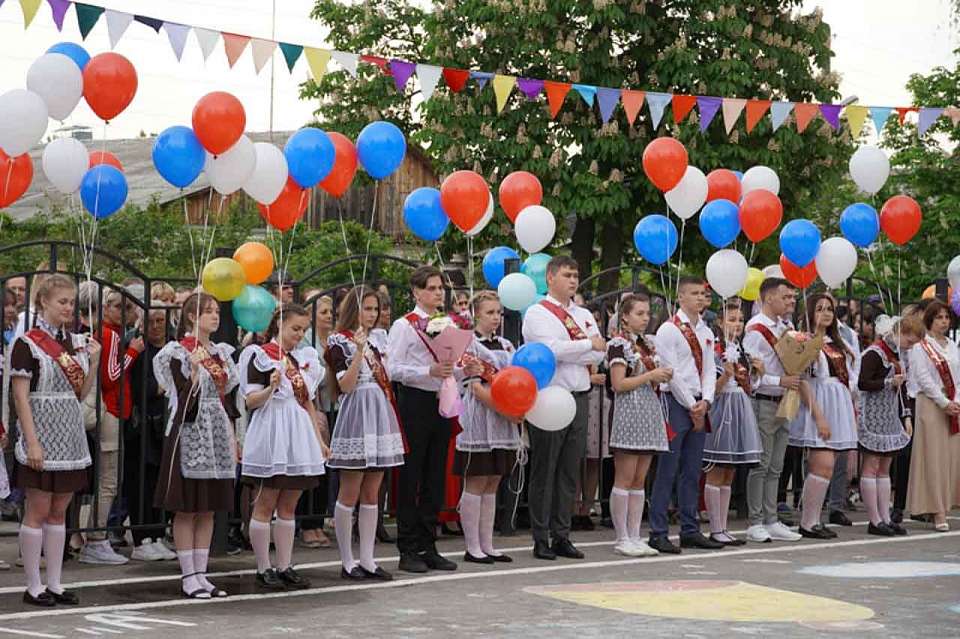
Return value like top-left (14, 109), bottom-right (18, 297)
top-left (154, 419), bottom-right (234, 513)
top-left (453, 449), bottom-right (517, 477)
top-left (15, 463), bottom-right (88, 493)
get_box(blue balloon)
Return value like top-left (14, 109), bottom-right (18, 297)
top-left (152, 126), bottom-right (205, 188)
top-left (779, 219), bottom-right (822, 268)
top-left (699, 199), bottom-right (741, 248)
top-left (232, 285), bottom-right (277, 332)
top-left (80, 166), bottom-right (127, 220)
top-left (403, 187), bottom-right (448, 241)
top-left (482, 246), bottom-right (521, 288)
top-left (284, 127), bottom-right (335, 189)
top-left (732, 170), bottom-right (744, 182)
top-left (840, 203), bottom-right (879, 248)
top-left (521, 253), bottom-right (551, 294)
top-left (512, 343), bottom-right (557, 389)
top-left (633, 214), bottom-right (677, 266)
top-left (46, 42), bottom-right (89, 70)
top-left (356, 121), bottom-right (406, 180)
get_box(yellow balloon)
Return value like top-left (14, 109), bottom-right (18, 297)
top-left (202, 258), bottom-right (246, 301)
top-left (738, 267), bottom-right (764, 301)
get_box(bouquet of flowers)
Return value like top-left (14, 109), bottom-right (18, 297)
top-left (415, 312), bottom-right (474, 418)
top-left (773, 330), bottom-right (823, 420)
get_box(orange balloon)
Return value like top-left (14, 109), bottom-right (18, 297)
top-left (192, 92), bottom-right (246, 156)
top-left (490, 366), bottom-right (538, 418)
top-left (499, 171), bottom-right (542, 223)
top-left (233, 241), bottom-right (275, 285)
top-left (880, 195), bottom-right (922, 246)
top-left (258, 177), bottom-right (307, 232)
top-left (780, 254), bottom-right (817, 289)
top-left (706, 169), bottom-right (741, 203)
top-left (642, 137), bottom-right (688, 192)
top-left (440, 170), bottom-right (489, 232)
top-left (922, 285), bottom-right (936, 300)
top-left (319, 132), bottom-right (358, 198)
top-left (739, 190), bottom-right (783, 243)
top-left (82, 53), bottom-right (137, 122)
top-left (89, 151), bottom-right (123, 171)
top-left (0, 150), bottom-right (33, 208)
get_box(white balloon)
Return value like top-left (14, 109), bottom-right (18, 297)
top-left (0, 89), bottom-right (48, 157)
top-left (948, 255), bottom-right (960, 290)
top-left (526, 385), bottom-right (577, 431)
top-left (814, 237), bottom-right (858, 288)
top-left (243, 142), bottom-right (288, 204)
top-left (762, 264), bottom-right (784, 279)
top-left (41, 137), bottom-right (88, 194)
top-left (741, 165), bottom-right (780, 196)
top-left (665, 166), bottom-right (707, 220)
top-left (206, 135), bottom-right (256, 195)
top-left (849, 145), bottom-right (889, 195)
top-left (497, 272), bottom-right (537, 311)
top-left (465, 188), bottom-right (494, 237)
top-left (26, 53), bottom-right (83, 122)
top-left (705, 249), bottom-right (748, 298)
top-left (514, 205), bottom-right (556, 253)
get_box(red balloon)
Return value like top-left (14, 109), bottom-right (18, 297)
top-left (880, 195), bottom-right (922, 246)
top-left (319, 132), bottom-right (358, 198)
top-left (642, 137), bottom-right (688, 192)
top-left (192, 92), bottom-right (246, 156)
top-left (258, 177), bottom-right (307, 232)
top-left (490, 366), bottom-right (538, 418)
top-left (706, 169), bottom-right (741, 203)
top-left (440, 170), bottom-right (489, 232)
top-left (739, 190), bottom-right (783, 243)
top-left (82, 53), bottom-right (137, 122)
top-left (0, 150), bottom-right (33, 208)
top-left (780, 254), bottom-right (817, 289)
top-left (89, 151), bottom-right (123, 172)
top-left (499, 171), bottom-right (542, 223)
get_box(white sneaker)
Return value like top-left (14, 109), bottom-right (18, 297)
top-left (765, 521), bottom-right (802, 541)
top-left (614, 540), bottom-right (645, 557)
top-left (79, 540), bottom-right (129, 565)
top-left (746, 524), bottom-right (772, 543)
top-left (151, 539), bottom-right (177, 560)
top-left (131, 538), bottom-right (162, 562)
top-left (630, 539), bottom-right (660, 557)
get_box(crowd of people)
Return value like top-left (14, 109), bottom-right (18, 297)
top-left (0, 254), bottom-right (958, 608)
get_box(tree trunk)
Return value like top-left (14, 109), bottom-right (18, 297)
top-left (598, 219), bottom-right (625, 295)
top-left (570, 215), bottom-right (595, 290)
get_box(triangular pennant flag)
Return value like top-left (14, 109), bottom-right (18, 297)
top-left (134, 15), bottom-right (163, 32)
top-left (390, 59), bottom-right (416, 92)
top-left (251, 39), bottom-right (277, 74)
top-left (870, 106), bottom-right (893, 135)
top-left (544, 81), bottom-right (571, 119)
top-left (163, 22), bottom-right (191, 61)
top-left (222, 33), bottom-right (251, 69)
top-left (722, 98), bottom-right (747, 134)
top-left (844, 105), bottom-right (869, 138)
top-left (597, 87), bottom-right (620, 124)
top-left (48, 0), bottom-right (70, 31)
top-left (572, 84), bottom-right (597, 107)
top-left (75, 3), bottom-right (103, 39)
top-left (416, 64), bottom-right (442, 100)
top-left (896, 106), bottom-right (917, 124)
top-left (918, 107), bottom-right (945, 136)
top-left (819, 104), bottom-right (842, 131)
top-left (516, 78), bottom-right (544, 100)
top-left (194, 28), bottom-right (219, 62)
top-left (646, 92), bottom-right (672, 129)
top-left (471, 71), bottom-right (494, 90)
top-left (442, 68), bottom-right (469, 93)
top-left (331, 51), bottom-right (358, 77)
top-left (770, 102), bottom-right (794, 131)
top-left (279, 43), bottom-right (302, 72)
top-left (794, 102), bottom-right (819, 133)
top-left (696, 96), bottom-right (722, 132)
top-left (361, 55), bottom-right (389, 73)
top-left (944, 106), bottom-right (960, 126)
top-left (745, 99), bottom-right (772, 133)
top-left (621, 89), bottom-right (645, 125)
top-left (672, 94), bottom-right (697, 124)
top-left (304, 47), bottom-right (331, 81)
top-left (492, 75), bottom-right (517, 113)
top-left (104, 10), bottom-right (133, 49)
top-left (19, 0), bottom-right (41, 27)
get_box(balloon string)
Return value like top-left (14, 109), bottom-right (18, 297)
top-left (334, 198), bottom-right (359, 292)
top-left (897, 248), bottom-right (902, 312)
top-left (2, 160), bottom-right (12, 204)
top-left (866, 248), bottom-right (888, 313)
top-left (357, 181), bottom-right (380, 307)
top-left (183, 194), bottom-right (199, 280)
top-left (749, 242), bottom-right (756, 266)
top-left (467, 234), bottom-right (475, 300)
top-left (674, 218), bottom-right (686, 303)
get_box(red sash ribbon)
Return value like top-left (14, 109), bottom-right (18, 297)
top-left (262, 342), bottom-right (310, 409)
top-left (180, 337), bottom-right (232, 414)
top-left (747, 323), bottom-right (780, 353)
top-left (633, 335), bottom-right (677, 441)
top-left (822, 342), bottom-right (850, 388)
top-left (919, 339), bottom-right (959, 435)
top-left (715, 338), bottom-right (751, 395)
top-left (875, 340), bottom-right (902, 375)
top-left (539, 299), bottom-right (588, 341)
top-left (670, 316), bottom-right (712, 433)
top-left (26, 328), bottom-right (84, 399)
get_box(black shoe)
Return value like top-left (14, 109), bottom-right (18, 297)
top-left (648, 536), bottom-right (681, 554)
top-left (551, 538), bottom-right (584, 559)
top-left (375, 522), bottom-right (394, 544)
top-left (867, 522), bottom-right (896, 537)
top-left (799, 526), bottom-right (832, 539)
top-left (45, 588), bottom-right (79, 605)
top-left (680, 532), bottom-right (724, 550)
top-left (533, 539), bottom-right (556, 560)
top-left (888, 521), bottom-right (908, 536)
top-left (600, 517), bottom-right (615, 529)
top-left (487, 552), bottom-right (513, 563)
top-left (255, 568), bottom-right (287, 590)
top-left (340, 565), bottom-right (366, 580)
top-left (422, 551), bottom-right (457, 571)
top-left (570, 515), bottom-right (586, 531)
top-left (359, 565), bottom-right (393, 581)
top-left (278, 566), bottom-right (311, 589)
top-left (910, 513), bottom-right (931, 523)
top-left (819, 524), bottom-right (838, 539)
top-left (23, 590), bottom-right (56, 607)
top-left (829, 510), bottom-right (852, 526)
top-left (710, 533), bottom-right (746, 547)
top-left (440, 523), bottom-right (464, 537)
top-left (398, 552), bottom-right (429, 574)
top-left (890, 508), bottom-right (904, 524)
top-left (463, 551), bottom-right (495, 564)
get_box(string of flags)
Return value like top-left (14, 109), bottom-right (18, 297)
top-left (12, 0), bottom-right (960, 138)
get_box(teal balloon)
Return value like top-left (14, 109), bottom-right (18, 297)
top-left (521, 253), bottom-right (551, 294)
top-left (232, 285), bottom-right (277, 332)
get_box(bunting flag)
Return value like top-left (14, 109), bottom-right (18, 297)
top-left (361, 55), bottom-right (389, 73)
top-left (697, 96), bottom-right (722, 132)
top-left (222, 33), bottom-right (250, 69)
top-left (19, 0), bottom-right (40, 28)
top-left (331, 51), bottom-right (358, 77)
top-left (304, 47), bottom-right (331, 81)
top-left (48, 0), bottom-right (70, 31)
top-left (918, 107), bottom-right (945, 136)
top-left (896, 106), bottom-right (917, 124)
top-left (845, 105), bottom-right (869, 138)
top-left (74, 2), bottom-right (102, 39)
top-left (279, 42), bottom-right (303, 72)
top-left (597, 87), bottom-right (620, 124)
top-left (544, 81), bottom-right (571, 118)
top-left (251, 39), bottom-right (277, 75)
top-left (745, 99), bottom-right (771, 133)
top-left (390, 59), bottom-right (416, 91)
top-left (163, 22), bottom-right (190, 62)
top-left (194, 28), bottom-right (219, 62)
top-left (572, 84), bottom-right (597, 107)
top-left (104, 9), bottom-right (132, 49)
top-left (722, 98), bottom-right (746, 134)
top-left (794, 102), bottom-right (819, 133)
top-left (492, 74), bottom-right (516, 113)
top-left (417, 64), bottom-right (442, 101)
top-left (443, 68), bottom-right (469, 93)
top-left (672, 94), bottom-right (696, 124)
top-left (871, 106), bottom-right (893, 135)
top-left (770, 101), bottom-right (794, 132)
top-left (819, 104), bottom-right (842, 131)
top-left (621, 89), bottom-right (644, 126)
top-left (471, 71), bottom-right (493, 90)
top-left (516, 78), bottom-right (544, 100)
top-left (646, 92), bottom-right (671, 129)
top-left (134, 15), bottom-right (162, 32)
top-left (945, 107), bottom-right (960, 126)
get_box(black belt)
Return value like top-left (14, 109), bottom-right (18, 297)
top-left (572, 390), bottom-right (590, 397)
top-left (755, 393), bottom-right (783, 403)
top-left (398, 384), bottom-right (439, 395)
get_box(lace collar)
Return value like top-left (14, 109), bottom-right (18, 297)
top-left (36, 316), bottom-right (66, 340)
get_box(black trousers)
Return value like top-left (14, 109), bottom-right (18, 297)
top-left (122, 432), bottom-right (164, 546)
top-left (396, 385), bottom-right (451, 555)
top-left (892, 398), bottom-right (915, 511)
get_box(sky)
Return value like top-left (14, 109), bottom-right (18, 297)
top-left (0, 0), bottom-right (955, 141)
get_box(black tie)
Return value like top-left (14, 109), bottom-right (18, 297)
top-left (56, 329), bottom-right (65, 342)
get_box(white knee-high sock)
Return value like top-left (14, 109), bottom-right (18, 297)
top-left (41, 523), bottom-right (66, 595)
top-left (459, 491), bottom-right (484, 557)
top-left (193, 548), bottom-right (219, 593)
top-left (876, 477), bottom-right (893, 524)
top-left (610, 487), bottom-right (630, 543)
top-left (479, 492), bottom-right (500, 556)
top-left (719, 486), bottom-right (732, 532)
top-left (627, 490), bottom-right (645, 541)
top-left (860, 477), bottom-right (880, 525)
top-left (334, 502), bottom-right (355, 571)
top-left (358, 504), bottom-right (379, 571)
top-left (800, 474), bottom-right (831, 530)
top-left (177, 550), bottom-right (208, 597)
top-left (248, 518), bottom-right (272, 573)
top-left (705, 484), bottom-right (723, 534)
top-left (19, 525), bottom-right (43, 597)
top-left (274, 518), bottom-right (295, 571)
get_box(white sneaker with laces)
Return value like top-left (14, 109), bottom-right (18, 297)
top-left (746, 524), bottom-right (772, 543)
top-left (614, 540), bottom-right (645, 557)
top-left (131, 538), bottom-right (162, 562)
top-left (630, 539), bottom-right (660, 557)
top-left (79, 540), bottom-right (129, 565)
top-left (765, 521), bottom-right (802, 541)
top-left (151, 539), bottom-right (177, 560)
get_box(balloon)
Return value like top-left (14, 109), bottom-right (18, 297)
top-left (152, 126), bottom-right (205, 188)
top-left (849, 145), bottom-right (889, 195)
top-left (319, 132), bottom-right (358, 198)
top-left (815, 237), bottom-right (858, 288)
top-left (499, 171), bottom-right (542, 222)
top-left (233, 241), bottom-right (275, 285)
top-left (0, 89), bottom-right (47, 157)
top-left (82, 53), bottom-right (137, 122)
top-left (80, 165), bottom-right (127, 219)
top-left (89, 151), bottom-right (123, 171)
top-left (232, 285), bottom-right (277, 332)
top-left (952, 289), bottom-right (960, 316)
top-left (642, 137), bottom-right (688, 192)
top-left (46, 42), bottom-right (90, 70)
top-left (779, 219), bottom-right (821, 267)
top-left (515, 205), bottom-right (556, 253)
top-left (739, 190), bottom-right (782, 243)
top-left (526, 385), bottom-right (577, 431)
top-left (880, 195), bottom-right (922, 246)
top-left (193, 92), bottom-right (245, 156)
top-left (284, 127), bottom-right (335, 189)
top-left (201, 258), bottom-right (246, 302)
top-left (521, 252), bottom-right (551, 295)
top-left (922, 285), bottom-right (936, 300)
top-left (705, 249), bottom-right (748, 298)
top-left (465, 189), bottom-right (494, 237)
top-left (839, 203), bottom-right (879, 248)
top-left (356, 121), bottom-right (406, 180)
top-left (490, 366), bottom-right (538, 418)
top-left (706, 169), bottom-right (741, 203)
top-left (258, 177), bottom-right (307, 232)
top-left (762, 263), bottom-right (785, 279)
top-left (243, 143), bottom-right (288, 205)
top-left (738, 267), bottom-right (764, 301)
top-left (483, 246), bottom-right (521, 288)
top-left (440, 170), bottom-right (488, 232)
top-left (497, 273), bottom-right (537, 311)
top-left (741, 165), bottom-right (780, 197)
top-left (947, 255), bottom-right (960, 290)
top-left (26, 53), bottom-right (83, 121)
top-left (403, 187), bottom-right (448, 241)
top-left (0, 151), bottom-right (33, 208)
top-left (42, 138), bottom-right (88, 194)
top-left (732, 170), bottom-right (744, 181)
top-left (512, 342), bottom-right (556, 389)
top-left (780, 254), bottom-right (817, 289)
top-left (699, 199), bottom-right (741, 248)
top-left (205, 134), bottom-right (256, 195)
top-left (633, 214), bottom-right (678, 265)
top-left (665, 166), bottom-right (708, 220)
